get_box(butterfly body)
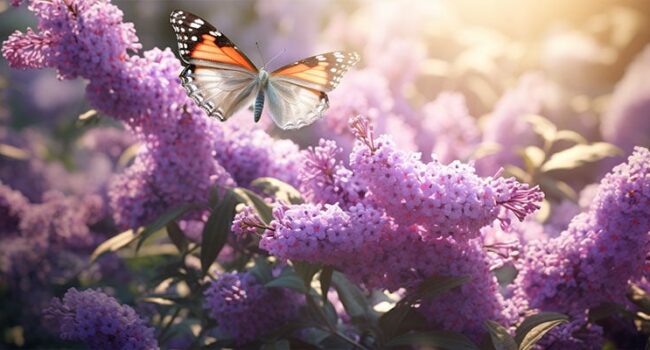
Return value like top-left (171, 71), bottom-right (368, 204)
top-left (253, 69), bottom-right (269, 122)
top-left (170, 10), bottom-right (359, 129)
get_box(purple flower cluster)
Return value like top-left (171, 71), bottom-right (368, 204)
top-left (477, 73), bottom-right (547, 175)
top-left (349, 117), bottom-right (542, 240)
top-left (44, 288), bottom-right (157, 350)
top-left (418, 92), bottom-right (481, 164)
top-left (601, 45), bottom-right (650, 154)
top-left (2, 0), bottom-right (302, 230)
top-left (0, 185), bottom-right (103, 294)
top-left (203, 271), bottom-right (302, 344)
top-left (508, 147), bottom-right (650, 346)
top-left (298, 139), bottom-right (364, 206)
top-left (256, 116), bottom-right (543, 338)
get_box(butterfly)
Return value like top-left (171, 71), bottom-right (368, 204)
top-left (170, 10), bottom-right (360, 130)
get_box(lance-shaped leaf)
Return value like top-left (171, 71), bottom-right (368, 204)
top-left (379, 302), bottom-right (412, 341)
top-left (386, 331), bottom-right (479, 350)
top-left (331, 272), bottom-right (374, 323)
top-left (525, 114), bottom-right (556, 143)
top-left (519, 146), bottom-right (545, 172)
top-left (294, 261), bottom-right (321, 287)
top-left (320, 266), bottom-right (334, 304)
top-left (252, 177), bottom-right (304, 204)
top-left (200, 190), bottom-right (239, 275)
top-left (514, 312), bottom-right (568, 350)
top-left (234, 187), bottom-right (274, 224)
top-left (265, 270), bottom-right (307, 293)
top-left (90, 228), bottom-right (142, 262)
top-left (250, 257), bottom-right (274, 284)
top-left (485, 320), bottom-right (517, 350)
top-left (413, 275), bottom-right (471, 301)
top-left (136, 203), bottom-right (199, 252)
top-left (166, 221), bottom-right (188, 253)
top-left (540, 142), bottom-right (621, 172)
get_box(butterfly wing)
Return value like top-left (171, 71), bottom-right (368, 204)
top-left (267, 51), bottom-right (359, 129)
top-left (170, 10), bottom-right (258, 120)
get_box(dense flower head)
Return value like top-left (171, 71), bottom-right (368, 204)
top-left (298, 139), bottom-right (364, 206)
top-left (0, 182), bottom-right (29, 235)
top-left (213, 123), bottom-right (301, 188)
top-left (2, 0), bottom-right (307, 230)
top-left (203, 271), bottom-right (302, 344)
top-left (349, 116), bottom-right (543, 240)
top-left (44, 288), bottom-right (157, 350)
top-left (601, 45), bottom-right (650, 154)
top-left (418, 92), bottom-right (481, 163)
top-left (477, 73), bottom-right (547, 175)
top-left (514, 147), bottom-right (650, 319)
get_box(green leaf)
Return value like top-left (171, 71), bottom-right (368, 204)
top-left (514, 312), bottom-right (568, 350)
top-left (137, 203), bottom-right (199, 252)
top-left (0, 143), bottom-right (29, 160)
top-left (415, 275), bottom-right (471, 301)
top-left (320, 266), bottom-right (334, 304)
top-left (251, 177), bottom-right (304, 204)
top-left (90, 228), bottom-right (141, 262)
top-left (294, 261), bottom-right (321, 287)
top-left (265, 272), bottom-right (307, 293)
top-left (250, 257), bottom-right (274, 284)
top-left (524, 114), bottom-right (557, 143)
top-left (519, 146), bottom-right (545, 171)
top-left (379, 302), bottom-right (412, 341)
top-left (470, 142), bottom-right (502, 161)
top-left (538, 176), bottom-right (577, 201)
top-left (504, 165), bottom-right (531, 183)
top-left (200, 190), bottom-right (239, 275)
top-left (331, 271), bottom-right (373, 323)
top-left (484, 321), bottom-right (517, 350)
top-left (234, 187), bottom-right (274, 224)
top-left (588, 302), bottom-right (628, 323)
top-left (386, 331), bottom-right (479, 350)
top-left (554, 130), bottom-right (587, 145)
top-left (166, 221), bottom-right (188, 253)
top-left (540, 142), bottom-right (621, 172)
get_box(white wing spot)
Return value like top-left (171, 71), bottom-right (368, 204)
top-left (195, 19), bottom-right (205, 25)
top-left (209, 30), bottom-right (222, 36)
top-left (330, 68), bottom-right (337, 73)
top-left (189, 22), bottom-right (202, 29)
top-left (336, 58), bottom-right (343, 63)
top-left (191, 36), bottom-right (198, 41)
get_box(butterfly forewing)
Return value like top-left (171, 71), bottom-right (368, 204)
top-left (171, 10), bottom-right (259, 120)
top-left (170, 10), bottom-right (257, 72)
top-left (270, 51), bottom-right (360, 92)
top-left (265, 51), bottom-right (358, 129)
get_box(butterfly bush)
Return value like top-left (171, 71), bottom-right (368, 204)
top-left (477, 73), bottom-right (547, 175)
top-left (44, 288), bottom-right (157, 350)
top-left (601, 45), bottom-right (650, 154)
top-left (203, 271), bottom-right (303, 344)
top-left (256, 116), bottom-right (543, 338)
top-left (2, 0), bottom-right (301, 229)
top-left (417, 92), bottom-right (480, 163)
top-left (510, 147), bottom-right (650, 346)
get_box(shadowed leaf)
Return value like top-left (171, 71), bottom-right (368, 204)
top-left (515, 312), bottom-right (568, 350)
top-left (200, 190), bottom-right (238, 275)
top-left (485, 320), bottom-right (517, 350)
top-left (386, 331), bottom-right (479, 349)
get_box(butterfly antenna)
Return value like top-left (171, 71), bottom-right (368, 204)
top-left (266, 48), bottom-right (286, 68)
top-left (255, 42), bottom-right (267, 69)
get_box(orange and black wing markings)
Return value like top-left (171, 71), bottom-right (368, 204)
top-left (170, 10), bottom-right (257, 72)
top-left (271, 51), bottom-right (360, 92)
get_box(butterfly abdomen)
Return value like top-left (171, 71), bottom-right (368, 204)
top-left (254, 89), bottom-right (265, 123)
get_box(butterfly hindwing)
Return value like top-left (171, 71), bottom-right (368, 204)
top-left (265, 80), bottom-right (329, 130)
top-left (180, 65), bottom-right (257, 120)
top-left (171, 10), bottom-right (259, 120)
top-left (271, 51), bottom-right (360, 92)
